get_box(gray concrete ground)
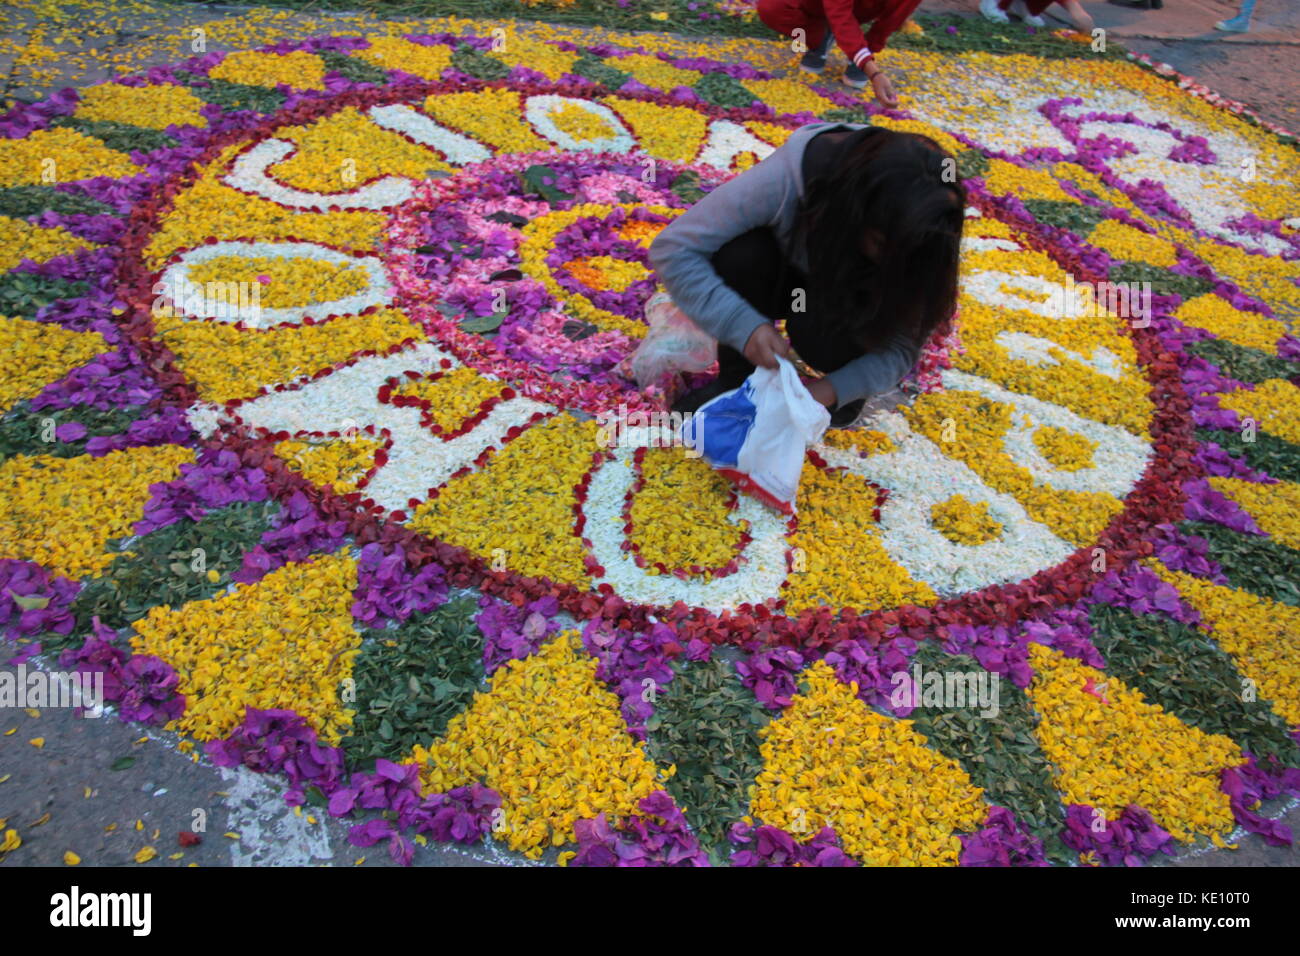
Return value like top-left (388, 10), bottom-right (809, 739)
top-left (0, 1), bottom-right (1296, 868)
top-left (0, 642), bottom-right (507, 867)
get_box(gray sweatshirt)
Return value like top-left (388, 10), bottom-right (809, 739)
top-left (647, 122), bottom-right (921, 406)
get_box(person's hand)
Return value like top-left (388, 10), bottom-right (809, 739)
top-left (807, 377), bottom-right (837, 408)
top-left (870, 70), bottom-right (898, 109)
top-left (742, 323), bottom-right (791, 370)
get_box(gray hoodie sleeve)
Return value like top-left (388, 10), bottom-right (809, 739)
top-left (647, 151), bottom-right (798, 355)
top-left (824, 330), bottom-right (922, 406)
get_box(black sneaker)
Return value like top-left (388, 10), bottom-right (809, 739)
top-left (829, 398), bottom-right (866, 427)
top-left (842, 63), bottom-right (869, 89)
top-left (799, 30), bottom-right (834, 74)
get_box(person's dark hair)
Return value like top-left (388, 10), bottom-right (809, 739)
top-left (791, 128), bottom-right (965, 352)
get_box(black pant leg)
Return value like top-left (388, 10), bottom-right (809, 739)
top-left (784, 289), bottom-right (870, 424)
top-left (708, 227), bottom-right (793, 388)
top-left (709, 226), bottom-right (792, 318)
top-left (786, 308), bottom-right (859, 377)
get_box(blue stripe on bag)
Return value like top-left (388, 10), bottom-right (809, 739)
top-left (681, 381), bottom-right (757, 469)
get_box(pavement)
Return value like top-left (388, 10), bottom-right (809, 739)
top-left (0, 642), bottom-right (508, 867)
top-left (0, 1), bottom-right (1296, 869)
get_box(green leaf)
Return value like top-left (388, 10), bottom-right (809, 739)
top-left (44, 499), bottom-right (280, 654)
top-left (0, 272), bottom-right (88, 318)
top-left (317, 49), bottom-right (390, 85)
top-left (692, 71), bottom-right (756, 110)
top-left (110, 756), bottom-right (135, 771)
top-left (0, 403), bottom-right (147, 464)
top-left (1110, 260), bottom-right (1214, 301)
top-left (190, 78), bottom-right (286, 114)
top-left (1089, 602), bottom-right (1299, 766)
top-left (7, 590), bottom-right (49, 611)
top-left (450, 44), bottom-right (509, 82)
top-left (1022, 198), bottom-right (1107, 235)
top-left (642, 657), bottom-right (770, 857)
top-left (0, 185), bottom-right (113, 219)
top-left (1185, 337), bottom-right (1298, 387)
top-left (49, 116), bottom-right (178, 155)
top-left (571, 54), bottom-right (630, 90)
top-left (903, 641), bottom-right (1071, 862)
top-left (518, 164), bottom-right (574, 204)
top-left (339, 597), bottom-right (483, 767)
top-left (1197, 427), bottom-right (1300, 485)
top-left (821, 106), bottom-right (870, 125)
top-left (669, 170), bottom-right (706, 206)
top-left (459, 313), bottom-right (504, 334)
top-left (955, 149), bottom-right (990, 180)
top-left (1179, 520), bottom-right (1300, 607)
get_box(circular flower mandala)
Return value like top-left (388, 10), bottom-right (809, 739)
top-left (3, 25), bottom-right (1299, 867)
top-left (177, 94), bottom-right (1170, 633)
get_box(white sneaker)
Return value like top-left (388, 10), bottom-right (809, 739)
top-left (1011, 0), bottom-right (1047, 25)
top-left (1215, 13), bottom-right (1251, 32)
top-left (980, 0), bottom-right (1010, 22)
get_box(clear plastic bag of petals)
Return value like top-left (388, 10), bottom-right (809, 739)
top-left (625, 291), bottom-right (718, 390)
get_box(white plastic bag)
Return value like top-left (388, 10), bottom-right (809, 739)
top-left (625, 292), bottom-right (717, 389)
top-left (681, 357), bottom-right (830, 514)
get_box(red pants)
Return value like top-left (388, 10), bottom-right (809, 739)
top-left (997, 0), bottom-right (1054, 13)
top-left (756, 0), bottom-right (867, 51)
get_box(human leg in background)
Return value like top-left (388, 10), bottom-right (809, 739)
top-left (1108, 0), bottom-right (1162, 11)
top-left (1053, 0), bottom-right (1095, 33)
top-left (999, 0), bottom-right (1051, 27)
top-left (980, 0), bottom-right (1011, 23)
top-left (756, 0), bottom-right (830, 68)
top-left (800, 21), bottom-right (835, 73)
top-left (842, 61), bottom-right (870, 89)
top-left (1217, 0), bottom-right (1257, 32)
